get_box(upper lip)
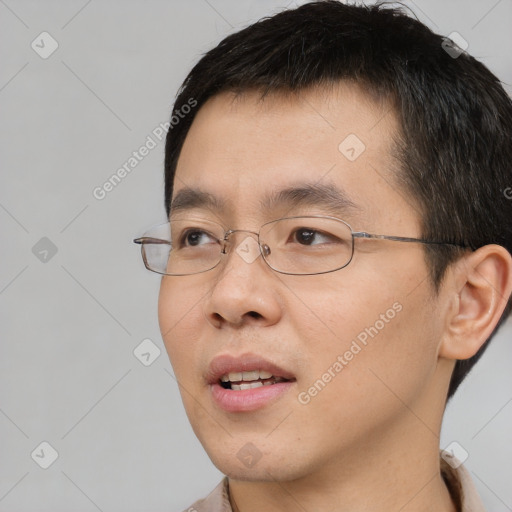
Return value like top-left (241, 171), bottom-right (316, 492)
top-left (206, 353), bottom-right (296, 384)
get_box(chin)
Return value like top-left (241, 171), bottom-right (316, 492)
top-left (203, 443), bottom-right (311, 482)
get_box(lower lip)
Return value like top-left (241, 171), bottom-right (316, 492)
top-left (210, 381), bottom-right (295, 412)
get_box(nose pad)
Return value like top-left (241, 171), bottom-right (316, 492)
top-left (219, 230), bottom-right (264, 265)
top-left (220, 231), bottom-right (236, 256)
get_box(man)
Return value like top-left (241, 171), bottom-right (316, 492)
top-left (134, 1), bottom-right (512, 510)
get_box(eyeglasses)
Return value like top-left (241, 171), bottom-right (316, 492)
top-left (133, 215), bottom-right (466, 276)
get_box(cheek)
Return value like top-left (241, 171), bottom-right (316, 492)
top-left (285, 273), bottom-right (402, 351)
top-left (158, 279), bottom-right (206, 374)
top-left (291, 269), bottom-right (439, 410)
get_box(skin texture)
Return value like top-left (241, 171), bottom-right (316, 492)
top-left (158, 83), bottom-right (512, 511)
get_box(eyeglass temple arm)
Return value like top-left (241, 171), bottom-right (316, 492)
top-left (133, 237), bottom-right (171, 245)
top-left (352, 232), bottom-right (466, 247)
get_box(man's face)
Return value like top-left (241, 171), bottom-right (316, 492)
top-left (159, 84), bottom-right (447, 481)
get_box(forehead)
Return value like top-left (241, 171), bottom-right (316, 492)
top-left (173, 83), bottom-right (417, 230)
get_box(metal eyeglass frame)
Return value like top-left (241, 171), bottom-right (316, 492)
top-left (133, 215), bottom-right (469, 276)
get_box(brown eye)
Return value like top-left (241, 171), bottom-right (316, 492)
top-left (291, 228), bottom-right (338, 246)
top-left (179, 229), bottom-right (216, 248)
top-left (294, 228), bottom-right (316, 245)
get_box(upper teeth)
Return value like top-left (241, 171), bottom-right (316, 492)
top-left (220, 370), bottom-right (273, 382)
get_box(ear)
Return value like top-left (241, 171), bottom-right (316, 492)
top-left (439, 244), bottom-right (512, 360)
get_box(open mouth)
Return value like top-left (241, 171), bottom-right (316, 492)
top-left (219, 370), bottom-right (292, 390)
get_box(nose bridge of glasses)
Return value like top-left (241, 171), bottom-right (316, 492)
top-left (218, 228), bottom-right (272, 264)
top-left (223, 228), bottom-right (259, 239)
top-left (222, 228), bottom-right (257, 242)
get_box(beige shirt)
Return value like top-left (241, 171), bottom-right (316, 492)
top-left (182, 461), bottom-right (486, 512)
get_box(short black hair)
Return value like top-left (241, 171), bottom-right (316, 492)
top-left (164, 0), bottom-right (512, 399)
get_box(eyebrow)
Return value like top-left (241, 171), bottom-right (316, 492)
top-left (260, 182), bottom-right (361, 216)
top-left (170, 188), bottom-right (226, 214)
top-left (170, 182), bottom-right (361, 217)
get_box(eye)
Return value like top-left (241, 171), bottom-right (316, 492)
top-left (290, 227), bottom-right (338, 246)
top-left (178, 229), bottom-right (218, 248)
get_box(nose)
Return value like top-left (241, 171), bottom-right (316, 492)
top-left (202, 231), bottom-right (283, 329)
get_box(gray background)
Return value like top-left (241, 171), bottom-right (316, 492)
top-left (0, 1), bottom-right (511, 511)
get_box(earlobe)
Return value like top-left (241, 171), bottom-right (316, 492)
top-left (439, 244), bottom-right (512, 361)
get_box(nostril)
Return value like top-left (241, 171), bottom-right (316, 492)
top-left (248, 311), bottom-right (262, 319)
